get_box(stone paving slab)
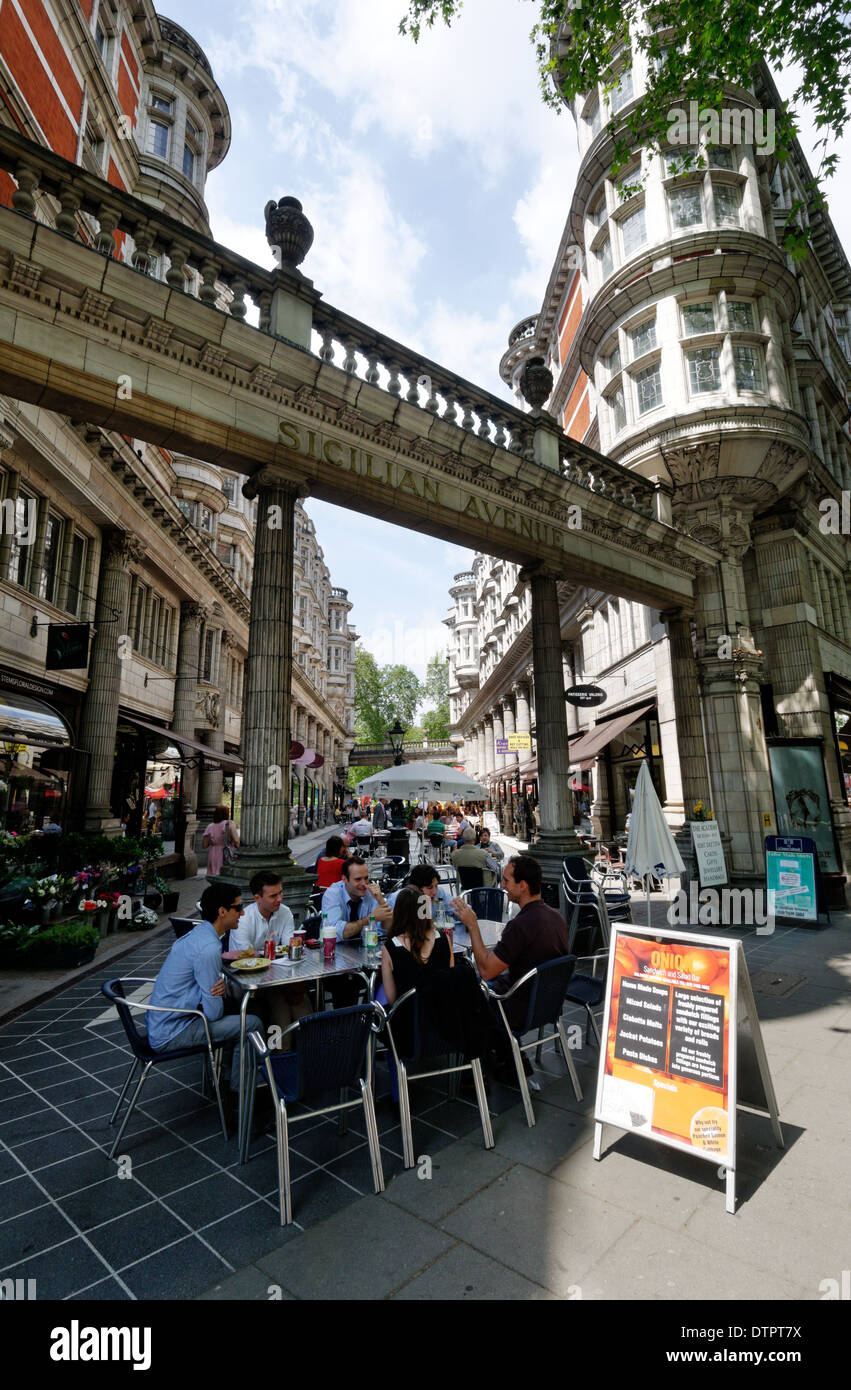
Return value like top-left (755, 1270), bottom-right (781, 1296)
top-left (391, 1240), bottom-right (557, 1300)
top-left (439, 1164), bottom-right (637, 1296)
top-left (256, 1196), bottom-right (455, 1299)
top-left (378, 1135), bottom-right (514, 1224)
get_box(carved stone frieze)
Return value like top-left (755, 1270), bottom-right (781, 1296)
top-left (196, 688), bottom-right (221, 725)
top-left (198, 342), bottom-right (227, 371)
top-left (141, 316), bottom-right (173, 350)
top-left (249, 365), bottom-right (277, 394)
top-left (9, 255), bottom-right (42, 292)
top-left (79, 288), bottom-right (113, 326)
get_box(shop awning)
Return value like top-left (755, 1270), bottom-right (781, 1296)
top-left (122, 713), bottom-right (244, 772)
top-left (566, 703), bottom-right (655, 764)
top-left (0, 694), bottom-right (71, 748)
top-left (517, 759), bottom-right (538, 778)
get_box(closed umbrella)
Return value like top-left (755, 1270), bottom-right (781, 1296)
top-left (625, 761), bottom-right (685, 926)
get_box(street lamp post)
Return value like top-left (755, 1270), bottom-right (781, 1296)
top-left (388, 719), bottom-right (405, 767)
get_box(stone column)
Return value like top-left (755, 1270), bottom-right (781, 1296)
top-left (514, 682), bottom-right (531, 740)
top-left (562, 641), bottom-right (580, 736)
top-left (0, 434), bottom-right (20, 578)
top-left (663, 609), bottom-right (712, 885)
top-left (230, 472), bottom-right (312, 919)
top-left (502, 693), bottom-right (517, 772)
top-left (492, 703), bottom-right (505, 773)
top-left (172, 600), bottom-right (206, 876)
top-left (483, 715), bottom-right (495, 780)
top-left (78, 530), bottom-right (143, 832)
top-left (293, 704), bottom-right (306, 834)
top-left (522, 567), bottom-right (583, 890)
top-left (197, 691), bottom-right (225, 829)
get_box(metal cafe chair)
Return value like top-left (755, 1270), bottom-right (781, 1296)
top-left (486, 956), bottom-right (583, 1127)
top-left (457, 865), bottom-right (485, 892)
top-left (563, 951), bottom-right (607, 1048)
top-left (434, 863), bottom-right (460, 895)
top-left (384, 980), bottom-right (494, 1168)
top-left (460, 886), bottom-right (508, 922)
top-left (428, 833), bottom-right (447, 864)
top-left (244, 1005), bottom-right (385, 1224)
top-left (101, 978), bottom-right (228, 1160)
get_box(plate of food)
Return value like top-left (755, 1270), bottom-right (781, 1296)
top-left (229, 956), bottom-right (271, 972)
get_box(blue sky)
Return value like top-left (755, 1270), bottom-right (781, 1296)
top-left (165, 0), bottom-right (851, 683)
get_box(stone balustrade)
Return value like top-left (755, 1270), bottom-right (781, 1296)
top-left (0, 124), bottom-right (664, 526)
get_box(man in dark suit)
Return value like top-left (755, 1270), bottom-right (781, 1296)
top-left (372, 797), bottom-right (390, 830)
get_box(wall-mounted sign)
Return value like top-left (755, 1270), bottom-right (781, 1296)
top-left (508, 732), bottom-right (532, 751)
top-left (565, 684), bottom-right (606, 708)
top-left (495, 738), bottom-right (509, 755)
top-left (593, 925), bottom-right (782, 1214)
top-left (690, 821), bottom-right (728, 888)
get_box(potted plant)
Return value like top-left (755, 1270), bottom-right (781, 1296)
top-left (0, 920), bottom-right (42, 968)
top-left (130, 905), bottom-right (159, 932)
top-left (16, 919), bottom-right (99, 969)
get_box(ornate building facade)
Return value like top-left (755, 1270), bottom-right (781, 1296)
top-left (0, 2), bottom-right (354, 868)
top-left (452, 40), bottom-right (851, 897)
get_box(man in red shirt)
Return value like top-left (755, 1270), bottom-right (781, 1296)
top-left (452, 855), bottom-right (572, 1087)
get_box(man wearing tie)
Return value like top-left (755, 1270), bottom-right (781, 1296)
top-left (372, 797), bottom-right (390, 831)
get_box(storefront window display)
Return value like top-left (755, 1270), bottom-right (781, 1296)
top-left (0, 694), bottom-right (71, 834)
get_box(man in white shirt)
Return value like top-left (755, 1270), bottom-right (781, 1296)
top-left (350, 813), bottom-right (374, 840)
top-left (228, 870), bottom-right (305, 1048)
top-left (229, 870), bottom-right (295, 953)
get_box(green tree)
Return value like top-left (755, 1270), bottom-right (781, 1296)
top-left (399, 0), bottom-right (851, 256)
top-left (421, 652), bottom-right (451, 743)
top-left (353, 645), bottom-right (423, 746)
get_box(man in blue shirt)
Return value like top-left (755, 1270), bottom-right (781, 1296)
top-left (321, 857), bottom-right (392, 943)
top-left (147, 882), bottom-right (261, 1090)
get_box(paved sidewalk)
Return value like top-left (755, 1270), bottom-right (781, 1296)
top-left (197, 904), bottom-right (851, 1302)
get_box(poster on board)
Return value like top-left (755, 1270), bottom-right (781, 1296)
top-left (767, 741), bottom-right (838, 872)
top-left (690, 821), bottom-right (728, 888)
top-left (765, 835), bottom-right (819, 923)
top-left (593, 926), bottom-right (782, 1213)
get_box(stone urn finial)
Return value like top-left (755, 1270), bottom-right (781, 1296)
top-left (264, 196), bottom-right (315, 269)
top-left (519, 356), bottom-right (554, 414)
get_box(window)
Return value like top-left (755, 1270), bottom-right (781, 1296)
top-left (687, 346), bottom-right (721, 394)
top-left (182, 144), bottom-right (196, 181)
top-left (630, 319), bottom-right (657, 357)
top-left (668, 184), bottom-right (702, 229)
top-left (610, 68), bottom-right (633, 113)
top-left (682, 301), bottom-right (716, 336)
top-left (665, 147), bottom-right (698, 176)
top-left (201, 629), bottom-right (215, 682)
top-left (222, 475), bottom-right (236, 503)
top-left (733, 345), bottom-right (764, 392)
top-left (586, 96), bottom-right (602, 138)
top-left (728, 300), bottom-right (754, 332)
top-left (185, 118), bottom-right (200, 142)
top-left (150, 93), bottom-right (172, 113)
top-left (713, 183), bottom-right (741, 226)
top-left (588, 193), bottom-right (607, 229)
top-left (149, 597), bottom-right (161, 660)
top-left (132, 586), bottom-right (146, 648)
top-left (67, 533), bottom-right (87, 617)
top-left (621, 204), bottom-right (647, 256)
top-left (95, 22), bottom-right (107, 55)
top-left (634, 363), bottom-right (663, 415)
top-left (708, 146), bottom-right (734, 169)
top-left (835, 309), bottom-right (851, 360)
top-left (147, 120), bottom-right (169, 159)
top-left (38, 515), bottom-right (63, 604)
top-left (609, 385), bottom-right (627, 433)
top-left (604, 343), bottom-right (622, 374)
top-left (7, 490), bottom-right (37, 587)
top-left (85, 121), bottom-right (105, 170)
top-left (598, 236), bottom-right (613, 279)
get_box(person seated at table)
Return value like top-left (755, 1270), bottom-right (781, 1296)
top-left (229, 870), bottom-right (294, 954)
top-left (479, 827), bottom-right (504, 865)
top-left (321, 858), bottom-right (393, 942)
top-left (450, 827), bottom-right (499, 886)
top-left (414, 809), bottom-right (427, 833)
top-left (380, 886), bottom-right (454, 1010)
top-left (314, 834), bottom-right (349, 889)
top-left (386, 863), bottom-right (457, 918)
top-left (350, 811), bottom-right (374, 840)
top-left (426, 811), bottom-right (447, 840)
top-left (450, 854), bottom-right (572, 1087)
top-left (228, 870), bottom-right (310, 1048)
top-left (147, 883), bottom-right (261, 1100)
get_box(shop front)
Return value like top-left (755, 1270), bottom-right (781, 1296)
top-left (0, 667), bottom-right (84, 834)
top-left (566, 702), bottom-right (664, 841)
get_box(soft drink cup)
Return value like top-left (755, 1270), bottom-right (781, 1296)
top-left (264, 939), bottom-right (276, 960)
top-left (322, 929), bottom-right (336, 964)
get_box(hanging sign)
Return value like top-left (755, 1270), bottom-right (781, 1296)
top-left (593, 925), bottom-right (782, 1214)
top-left (565, 684), bottom-right (606, 708)
top-left (495, 738), bottom-right (509, 755)
top-left (45, 624), bottom-right (90, 671)
top-left (690, 821), bottom-right (728, 888)
top-left (508, 732), bottom-right (531, 751)
top-left (765, 835), bottom-right (819, 923)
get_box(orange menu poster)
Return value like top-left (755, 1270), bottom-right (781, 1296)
top-left (596, 930), bottom-right (733, 1163)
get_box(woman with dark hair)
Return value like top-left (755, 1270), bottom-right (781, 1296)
top-left (315, 833), bottom-right (349, 889)
top-left (380, 885), bottom-right (453, 1007)
top-left (202, 804), bottom-right (239, 879)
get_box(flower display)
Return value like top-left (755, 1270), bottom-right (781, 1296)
top-left (78, 898), bottom-right (109, 912)
top-left (691, 801), bottom-right (714, 822)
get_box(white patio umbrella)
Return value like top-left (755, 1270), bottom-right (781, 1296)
top-left (625, 761), bottom-right (685, 926)
top-left (355, 761), bottom-right (487, 802)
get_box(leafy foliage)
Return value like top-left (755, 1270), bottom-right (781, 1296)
top-left (399, 0), bottom-right (851, 255)
top-left (421, 653), bottom-right (451, 743)
top-left (353, 646), bottom-right (423, 745)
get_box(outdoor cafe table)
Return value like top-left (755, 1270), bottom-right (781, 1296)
top-left (223, 942), bottom-right (371, 1157)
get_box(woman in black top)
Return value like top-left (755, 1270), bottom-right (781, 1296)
top-left (381, 886), bottom-right (453, 1006)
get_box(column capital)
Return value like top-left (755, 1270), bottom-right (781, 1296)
top-left (102, 528), bottom-right (145, 568)
top-left (242, 467), bottom-right (310, 502)
top-left (180, 598), bottom-right (208, 626)
top-left (0, 423), bottom-right (16, 454)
